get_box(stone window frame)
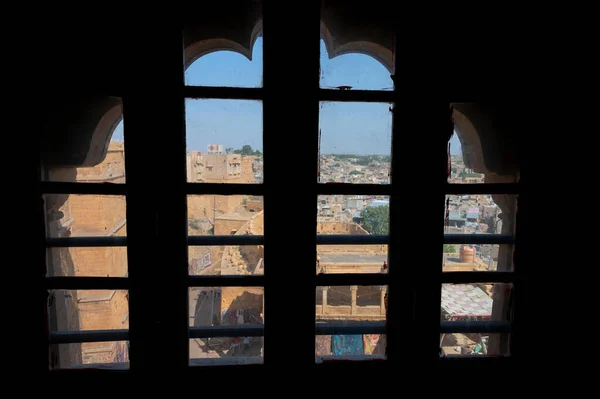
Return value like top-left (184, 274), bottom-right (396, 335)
top-left (39, 2), bottom-right (523, 371)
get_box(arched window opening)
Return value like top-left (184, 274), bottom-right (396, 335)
top-left (41, 99), bottom-right (125, 184)
top-left (441, 103), bottom-right (520, 357)
top-left (320, 38), bottom-right (393, 91)
top-left (38, 4), bottom-right (525, 370)
top-left (41, 98), bottom-right (129, 369)
top-left (183, 21), bottom-right (267, 365)
top-left (451, 104), bottom-right (520, 184)
top-left (185, 36), bottom-right (263, 88)
top-left (316, 5), bottom-right (395, 361)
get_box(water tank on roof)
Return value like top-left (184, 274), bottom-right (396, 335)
top-left (459, 245), bottom-right (475, 263)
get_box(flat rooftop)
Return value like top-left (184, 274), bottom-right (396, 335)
top-left (215, 212), bottom-right (255, 221)
top-left (320, 254), bottom-right (387, 263)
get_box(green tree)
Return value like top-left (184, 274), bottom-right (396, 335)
top-left (350, 170), bottom-right (364, 175)
top-left (240, 145), bottom-right (253, 155)
top-left (443, 244), bottom-right (457, 253)
top-left (353, 158), bottom-right (370, 165)
top-left (360, 205), bottom-right (389, 235)
top-left (232, 145), bottom-right (262, 156)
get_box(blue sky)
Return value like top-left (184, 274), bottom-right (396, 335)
top-left (112, 37), bottom-right (462, 156)
top-left (450, 134), bottom-right (461, 156)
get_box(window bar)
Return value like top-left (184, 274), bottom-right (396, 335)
top-left (189, 325), bottom-right (264, 339)
top-left (39, 181), bottom-right (128, 196)
top-left (46, 237), bottom-right (127, 247)
top-left (443, 234), bottom-right (514, 245)
top-left (165, 27), bottom-right (190, 369)
top-left (428, 102), bottom-right (455, 361)
top-left (440, 320), bottom-right (511, 334)
top-left (121, 27), bottom-right (189, 370)
top-left (316, 321), bottom-right (387, 336)
top-left (317, 183), bottom-right (391, 196)
top-left (185, 183), bottom-right (264, 196)
top-left (386, 34), bottom-right (402, 363)
top-left (510, 174), bottom-right (526, 357)
top-left (315, 273), bottom-right (388, 287)
top-left (183, 86), bottom-right (263, 101)
top-left (188, 275), bottom-right (265, 287)
top-left (440, 271), bottom-right (514, 285)
top-left (262, 0), bottom-right (321, 367)
top-left (121, 88), bottom-right (153, 372)
top-left (37, 148), bottom-right (53, 372)
top-left (45, 277), bottom-right (129, 290)
top-left (50, 329), bottom-right (129, 345)
top-left (187, 235), bottom-right (264, 246)
top-left (444, 182), bottom-right (520, 195)
top-left (318, 89), bottom-right (395, 103)
top-left (316, 234), bottom-right (389, 245)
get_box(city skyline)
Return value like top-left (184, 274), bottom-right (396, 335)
top-left (113, 120), bottom-right (464, 156)
top-left (112, 37), bottom-right (464, 156)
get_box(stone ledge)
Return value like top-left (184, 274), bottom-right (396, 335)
top-left (190, 356), bottom-right (263, 366)
top-left (78, 290), bottom-right (116, 303)
top-left (316, 355), bottom-right (386, 364)
top-left (66, 362), bottom-right (128, 370)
